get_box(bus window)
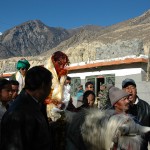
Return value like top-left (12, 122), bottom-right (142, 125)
top-left (70, 77), bottom-right (81, 97)
top-left (105, 75), bottom-right (115, 85)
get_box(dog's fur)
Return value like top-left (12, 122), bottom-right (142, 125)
top-left (66, 109), bottom-right (150, 150)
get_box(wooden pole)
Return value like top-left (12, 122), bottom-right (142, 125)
top-left (146, 48), bottom-right (150, 81)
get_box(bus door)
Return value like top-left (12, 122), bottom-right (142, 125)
top-left (70, 77), bottom-right (81, 98)
top-left (96, 75), bottom-right (105, 96)
top-left (105, 75), bottom-right (115, 85)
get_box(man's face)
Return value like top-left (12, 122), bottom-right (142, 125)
top-left (114, 96), bottom-right (130, 113)
top-left (20, 68), bottom-right (28, 76)
top-left (100, 85), bottom-right (106, 91)
top-left (65, 79), bottom-right (71, 85)
top-left (11, 85), bottom-right (19, 99)
top-left (123, 85), bottom-right (137, 104)
top-left (86, 84), bottom-right (94, 91)
top-left (79, 86), bottom-right (83, 90)
top-left (0, 84), bottom-right (12, 102)
top-left (31, 81), bottom-right (52, 103)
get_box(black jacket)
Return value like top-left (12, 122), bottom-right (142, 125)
top-left (0, 89), bottom-right (53, 150)
top-left (128, 97), bottom-right (150, 150)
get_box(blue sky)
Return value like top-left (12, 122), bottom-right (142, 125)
top-left (0, 0), bottom-right (150, 33)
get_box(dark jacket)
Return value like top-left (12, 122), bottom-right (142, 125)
top-left (128, 97), bottom-right (150, 150)
top-left (0, 89), bottom-right (53, 150)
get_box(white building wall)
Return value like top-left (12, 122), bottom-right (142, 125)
top-left (68, 68), bottom-right (150, 104)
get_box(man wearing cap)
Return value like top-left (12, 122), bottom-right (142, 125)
top-left (10, 58), bottom-right (30, 93)
top-left (122, 78), bottom-right (150, 150)
top-left (109, 86), bottom-right (130, 114)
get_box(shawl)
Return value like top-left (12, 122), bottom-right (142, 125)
top-left (16, 71), bottom-right (25, 93)
top-left (45, 57), bottom-right (67, 121)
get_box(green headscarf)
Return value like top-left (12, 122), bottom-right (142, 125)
top-left (16, 59), bottom-right (30, 70)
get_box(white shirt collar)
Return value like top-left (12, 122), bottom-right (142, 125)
top-left (31, 96), bottom-right (39, 103)
top-left (134, 97), bottom-right (139, 104)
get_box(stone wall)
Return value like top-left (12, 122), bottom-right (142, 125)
top-left (0, 56), bottom-right (46, 73)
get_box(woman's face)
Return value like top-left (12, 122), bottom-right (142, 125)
top-left (87, 94), bottom-right (95, 107)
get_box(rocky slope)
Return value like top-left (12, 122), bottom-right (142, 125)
top-left (0, 20), bottom-right (71, 58)
top-left (43, 9), bottom-right (150, 63)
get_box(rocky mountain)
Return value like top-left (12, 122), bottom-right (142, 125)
top-left (0, 20), bottom-right (71, 58)
top-left (43, 9), bottom-right (150, 63)
top-left (0, 9), bottom-right (150, 72)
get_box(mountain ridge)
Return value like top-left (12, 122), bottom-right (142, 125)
top-left (0, 9), bottom-right (150, 65)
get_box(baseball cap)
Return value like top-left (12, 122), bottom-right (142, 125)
top-left (122, 78), bottom-right (136, 88)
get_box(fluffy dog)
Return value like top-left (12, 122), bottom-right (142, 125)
top-left (66, 109), bottom-right (150, 150)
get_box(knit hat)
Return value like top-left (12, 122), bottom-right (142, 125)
top-left (106, 84), bottom-right (114, 90)
top-left (109, 87), bottom-right (129, 106)
top-left (122, 78), bottom-right (136, 88)
top-left (16, 58), bottom-right (30, 70)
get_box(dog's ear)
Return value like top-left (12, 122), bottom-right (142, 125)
top-left (137, 125), bottom-right (150, 135)
top-left (119, 121), bottom-right (150, 135)
top-left (127, 119), bottom-right (150, 135)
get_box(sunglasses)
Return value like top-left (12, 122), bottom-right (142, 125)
top-left (21, 68), bottom-right (27, 70)
top-left (89, 86), bottom-right (94, 88)
top-left (12, 89), bottom-right (19, 92)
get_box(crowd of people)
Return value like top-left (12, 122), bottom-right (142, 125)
top-left (0, 54), bottom-right (149, 150)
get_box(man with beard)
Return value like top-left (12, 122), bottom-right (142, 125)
top-left (122, 78), bottom-right (150, 150)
